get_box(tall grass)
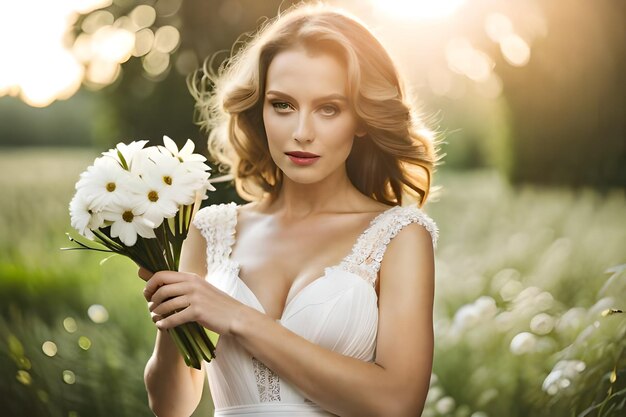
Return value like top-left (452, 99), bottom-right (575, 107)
top-left (0, 149), bottom-right (624, 416)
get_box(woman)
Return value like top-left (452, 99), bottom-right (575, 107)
top-left (140, 3), bottom-right (442, 416)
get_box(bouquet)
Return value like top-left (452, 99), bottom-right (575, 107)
top-left (66, 136), bottom-right (218, 369)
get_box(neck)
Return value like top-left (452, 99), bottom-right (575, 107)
top-left (265, 168), bottom-right (363, 220)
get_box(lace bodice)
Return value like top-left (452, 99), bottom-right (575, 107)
top-left (192, 202), bottom-right (438, 416)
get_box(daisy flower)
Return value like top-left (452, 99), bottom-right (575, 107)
top-left (103, 200), bottom-right (156, 246)
top-left (103, 140), bottom-right (149, 170)
top-left (76, 156), bottom-right (141, 211)
top-left (69, 190), bottom-right (104, 239)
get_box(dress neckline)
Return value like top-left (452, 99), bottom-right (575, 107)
top-left (225, 204), bottom-right (401, 321)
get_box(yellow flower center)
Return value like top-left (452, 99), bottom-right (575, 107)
top-left (122, 211), bottom-right (134, 223)
top-left (106, 182), bottom-right (116, 192)
top-left (163, 175), bottom-right (172, 185)
top-left (148, 191), bottom-right (159, 202)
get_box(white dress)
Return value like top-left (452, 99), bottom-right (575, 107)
top-left (193, 203), bottom-right (439, 417)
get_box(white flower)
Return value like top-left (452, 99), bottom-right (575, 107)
top-left (494, 311), bottom-right (516, 332)
top-left (556, 307), bottom-right (586, 334)
top-left (75, 156), bottom-right (140, 211)
top-left (103, 140), bottom-right (149, 170)
top-left (453, 303), bottom-right (481, 331)
top-left (435, 396), bottom-right (456, 414)
top-left (134, 164), bottom-right (180, 227)
top-left (542, 360), bottom-right (586, 395)
top-left (530, 313), bottom-right (555, 335)
top-left (145, 152), bottom-right (206, 206)
top-left (499, 279), bottom-right (523, 301)
top-left (159, 136), bottom-right (207, 166)
top-left (509, 331), bottom-right (537, 355)
top-left (157, 136), bottom-right (216, 196)
top-left (453, 296), bottom-right (497, 332)
top-left (474, 296), bottom-right (498, 319)
top-left (69, 191), bottom-right (104, 239)
top-left (103, 201), bottom-right (155, 246)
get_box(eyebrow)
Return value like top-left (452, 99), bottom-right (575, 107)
top-left (265, 90), bottom-right (348, 105)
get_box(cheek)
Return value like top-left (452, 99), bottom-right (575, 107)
top-left (319, 116), bottom-right (359, 147)
top-left (263, 108), bottom-right (293, 142)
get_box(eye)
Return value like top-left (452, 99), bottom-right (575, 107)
top-left (319, 105), bottom-right (339, 117)
top-left (271, 101), bottom-right (294, 113)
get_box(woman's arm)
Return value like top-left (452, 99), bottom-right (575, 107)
top-left (150, 222), bottom-right (435, 417)
top-left (141, 222), bottom-right (208, 417)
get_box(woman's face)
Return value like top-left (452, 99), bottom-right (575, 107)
top-left (262, 46), bottom-right (363, 186)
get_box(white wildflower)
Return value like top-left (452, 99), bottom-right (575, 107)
top-left (542, 359), bottom-right (586, 395)
top-left (453, 303), bottom-right (481, 330)
top-left (102, 140), bottom-right (149, 169)
top-left (75, 156), bottom-right (140, 211)
top-left (159, 136), bottom-right (207, 166)
top-left (103, 201), bottom-right (156, 246)
top-left (144, 152), bottom-right (208, 206)
top-left (69, 191), bottom-right (104, 239)
top-left (435, 396), bottom-right (456, 414)
top-left (133, 161), bottom-right (180, 227)
top-left (499, 279), bottom-right (523, 301)
top-left (555, 307), bottom-right (586, 334)
top-left (510, 331), bottom-right (537, 355)
top-left (494, 311), bottom-right (516, 332)
top-left (530, 313), bottom-right (555, 335)
top-left (475, 296), bottom-right (498, 319)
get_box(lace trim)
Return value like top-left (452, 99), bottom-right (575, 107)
top-left (252, 357), bottom-right (281, 402)
top-left (192, 202), bottom-right (239, 275)
top-left (339, 204), bottom-right (439, 286)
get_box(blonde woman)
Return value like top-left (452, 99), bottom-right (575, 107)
top-left (140, 3), bottom-right (442, 416)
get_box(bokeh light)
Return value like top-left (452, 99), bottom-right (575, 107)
top-left (62, 369), bottom-right (76, 384)
top-left (87, 304), bottom-right (109, 323)
top-left (42, 341), bottom-right (58, 357)
top-left (78, 336), bottom-right (92, 350)
top-left (1, 0), bottom-right (182, 106)
top-left (16, 370), bottom-right (32, 386)
top-left (63, 317), bottom-right (78, 333)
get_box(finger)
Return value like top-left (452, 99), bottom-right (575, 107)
top-left (151, 282), bottom-right (193, 306)
top-left (144, 271), bottom-right (197, 301)
top-left (138, 267), bottom-right (154, 282)
top-left (156, 308), bottom-right (192, 330)
top-left (151, 295), bottom-right (190, 316)
top-left (151, 311), bottom-right (164, 323)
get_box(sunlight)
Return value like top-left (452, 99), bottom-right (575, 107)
top-left (0, 0), bottom-right (112, 106)
top-left (370, 0), bottom-right (466, 20)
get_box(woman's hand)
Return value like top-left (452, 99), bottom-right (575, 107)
top-left (141, 269), bottom-right (247, 337)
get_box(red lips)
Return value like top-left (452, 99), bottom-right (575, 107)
top-left (285, 151), bottom-right (320, 166)
top-left (285, 151), bottom-right (320, 158)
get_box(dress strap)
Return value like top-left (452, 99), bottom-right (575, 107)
top-left (338, 204), bottom-right (439, 286)
top-left (192, 202), bottom-right (238, 275)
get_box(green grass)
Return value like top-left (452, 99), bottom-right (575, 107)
top-left (0, 149), bottom-right (624, 416)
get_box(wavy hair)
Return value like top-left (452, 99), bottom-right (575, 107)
top-left (189, 2), bottom-right (443, 207)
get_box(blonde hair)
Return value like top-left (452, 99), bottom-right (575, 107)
top-left (189, 2), bottom-right (443, 207)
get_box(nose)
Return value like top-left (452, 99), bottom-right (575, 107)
top-left (292, 112), bottom-right (314, 143)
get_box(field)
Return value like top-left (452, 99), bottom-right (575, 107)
top-left (0, 148), bottom-right (624, 416)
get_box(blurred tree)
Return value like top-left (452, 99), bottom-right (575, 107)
top-left (495, 0), bottom-right (625, 188)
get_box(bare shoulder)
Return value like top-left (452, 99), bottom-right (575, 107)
top-left (378, 207), bottom-right (437, 294)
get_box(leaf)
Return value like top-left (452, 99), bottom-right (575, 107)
top-left (117, 149), bottom-right (129, 170)
top-left (99, 254), bottom-right (117, 266)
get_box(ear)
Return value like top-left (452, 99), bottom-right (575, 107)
top-left (355, 126), bottom-right (367, 138)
